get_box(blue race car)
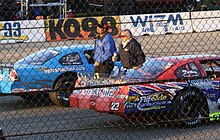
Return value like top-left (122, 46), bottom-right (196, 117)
top-left (0, 45), bottom-right (122, 106)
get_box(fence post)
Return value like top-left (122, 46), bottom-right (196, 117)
top-left (0, 128), bottom-right (5, 140)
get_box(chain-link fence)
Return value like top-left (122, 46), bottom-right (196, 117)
top-left (1, 0), bottom-right (220, 139)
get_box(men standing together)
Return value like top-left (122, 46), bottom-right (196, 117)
top-left (93, 26), bottom-right (145, 77)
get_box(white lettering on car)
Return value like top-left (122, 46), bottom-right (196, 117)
top-left (43, 67), bottom-right (85, 73)
top-left (111, 102), bottom-right (120, 111)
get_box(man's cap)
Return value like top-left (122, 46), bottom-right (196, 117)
top-left (96, 23), bottom-right (109, 30)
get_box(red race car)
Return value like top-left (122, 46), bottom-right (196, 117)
top-left (70, 54), bottom-right (220, 127)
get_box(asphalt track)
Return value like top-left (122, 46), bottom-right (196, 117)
top-left (1, 96), bottom-right (220, 140)
top-left (0, 31), bottom-right (220, 139)
top-left (0, 31), bottom-right (220, 63)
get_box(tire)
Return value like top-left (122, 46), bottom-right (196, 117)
top-left (49, 75), bottom-right (77, 107)
top-left (170, 89), bottom-right (208, 128)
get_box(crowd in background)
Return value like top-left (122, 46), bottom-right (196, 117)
top-left (14, 0), bottom-right (89, 20)
top-left (1, 0), bottom-right (218, 21)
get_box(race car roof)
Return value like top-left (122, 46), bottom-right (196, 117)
top-left (156, 54), bottom-right (220, 63)
top-left (50, 45), bottom-right (94, 52)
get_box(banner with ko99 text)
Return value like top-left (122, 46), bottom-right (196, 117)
top-left (45, 16), bottom-right (121, 41)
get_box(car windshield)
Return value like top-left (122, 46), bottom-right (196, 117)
top-left (17, 49), bottom-right (60, 64)
top-left (126, 59), bottom-right (173, 80)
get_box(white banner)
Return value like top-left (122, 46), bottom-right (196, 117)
top-left (119, 12), bottom-right (193, 36)
top-left (191, 10), bottom-right (220, 32)
top-left (1, 11), bottom-right (220, 44)
top-left (0, 20), bottom-right (46, 44)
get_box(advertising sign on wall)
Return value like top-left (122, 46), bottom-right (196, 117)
top-left (191, 10), bottom-right (220, 32)
top-left (45, 16), bottom-right (121, 41)
top-left (1, 11), bottom-right (220, 44)
top-left (0, 20), bottom-right (45, 44)
top-left (119, 12), bottom-right (193, 36)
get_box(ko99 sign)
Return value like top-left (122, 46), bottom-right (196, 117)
top-left (45, 16), bottom-right (121, 41)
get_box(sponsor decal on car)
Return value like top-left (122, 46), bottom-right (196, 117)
top-left (182, 70), bottom-right (199, 77)
top-left (79, 86), bottom-right (119, 98)
top-left (124, 102), bottom-right (136, 110)
top-left (43, 67), bottom-right (85, 73)
top-left (127, 96), bottom-right (139, 102)
top-left (12, 88), bottom-right (26, 93)
top-left (150, 93), bottom-right (167, 101)
top-left (137, 105), bottom-right (166, 111)
top-left (110, 102), bottom-right (120, 111)
top-left (135, 94), bottom-right (168, 111)
top-left (189, 79), bottom-right (213, 89)
top-left (209, 112), bottom-right (220, 121)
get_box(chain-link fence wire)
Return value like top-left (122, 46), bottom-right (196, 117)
top-left (1, 0), bottom-right (220, 21)
top-left (0, 0), bottom-right (220, 139)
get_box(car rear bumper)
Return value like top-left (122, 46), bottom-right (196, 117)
top-left (69, 93), bottom-right (126, 114)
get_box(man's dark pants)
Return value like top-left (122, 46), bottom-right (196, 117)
top-left (94, 62), bottom-right (114, 77)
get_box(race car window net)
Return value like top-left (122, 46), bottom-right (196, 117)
top-left (175, 62), bottom-right (201, 78)
top-left (200, 60), bottom-right (220, 77)
top-left (84, 50), bottom-right (95, 64)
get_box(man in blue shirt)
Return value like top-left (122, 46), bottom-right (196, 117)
top-left (94, 23), bottom-right (116, 77)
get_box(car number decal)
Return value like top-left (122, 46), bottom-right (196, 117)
top-left (111, 102), bottom-right (120, 111)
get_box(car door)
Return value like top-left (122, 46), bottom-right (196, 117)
top-left (174, 62), bottom-right (213, 91)
top-left (197, 59), bottom-right (220, 118)
top-left (199, 60), bottom-right (220, 99)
